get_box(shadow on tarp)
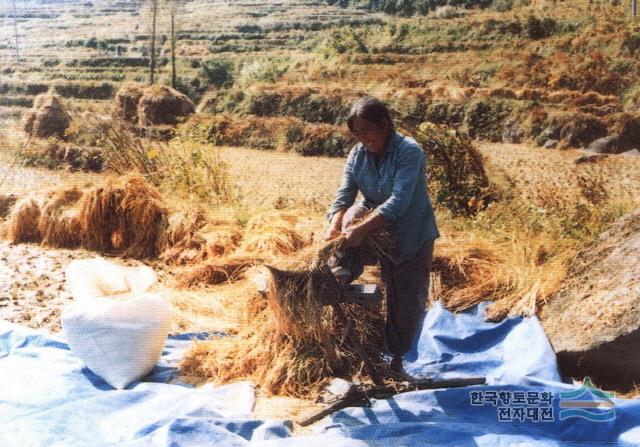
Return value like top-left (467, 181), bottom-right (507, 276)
top-left (308, 302), bottom-right (640, 446)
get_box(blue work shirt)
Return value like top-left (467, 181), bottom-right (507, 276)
top-left (327, 131), bottom-right (440, 264)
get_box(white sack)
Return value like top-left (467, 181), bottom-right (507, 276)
top-left (65, 257), bottom-right (157, 301)
top-left (62, 258), bottom-right (172, 390)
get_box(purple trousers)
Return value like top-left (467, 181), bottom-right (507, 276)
top-left (330, 204), bottom-right (435, 356)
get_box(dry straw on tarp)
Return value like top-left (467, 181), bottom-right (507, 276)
top-left (180, 229), bottom-right (394, 397)
top-left (180, 289), bottom-right (387, 397)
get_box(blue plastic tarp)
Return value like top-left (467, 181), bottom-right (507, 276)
top-left (2, 302), bottom-right (640, 446)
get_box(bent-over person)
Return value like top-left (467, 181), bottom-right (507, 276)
top-left (325, 97), bottom-right (440, 376)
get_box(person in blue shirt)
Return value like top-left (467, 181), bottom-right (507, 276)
top-left (325, 97), bottom-right (440, 376)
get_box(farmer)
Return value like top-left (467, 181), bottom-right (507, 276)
top-left (325, 97), bottom-right (440, 375)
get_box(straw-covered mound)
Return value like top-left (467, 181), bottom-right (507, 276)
top-left (1, 176), bottom-right (168, 259)
top-left (180, 234), bottom-right (393, 397)
top-left (23, 94), bottom-right (71, 139)
top-left (114, 82), bottom-right (144, 123)
top-left (137, 85), bottom-right (194, 126)
top-left (540, 209), bottom-right (640, 389)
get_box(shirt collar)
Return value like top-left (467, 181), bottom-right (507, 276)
top-left (386, 131), bottom-right (401, 154)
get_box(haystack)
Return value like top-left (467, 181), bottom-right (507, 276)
top-left (78, 176), bottom-right (169, 259)
top-left (137, 85), bottom-right (194, 126)
top-left (37, 187), bottom-right (83, 248)
top-left (23, 94), bottom-right (71, 139)
top-left (180, 233), bottom-right (393, 397)
top-left (114, 82), bottom-right (145, 123)
top-left (540, 209), bottom-right (640, 390)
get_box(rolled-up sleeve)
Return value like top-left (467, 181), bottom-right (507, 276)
top-left (326, 147), bottom-right (358, 221)
top-left (377, 144), bottom-right (424, 222)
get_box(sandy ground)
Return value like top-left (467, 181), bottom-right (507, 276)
top-left (0, 238), bottom-right (325, 430)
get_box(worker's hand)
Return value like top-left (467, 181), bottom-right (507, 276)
top-left (324, 225), bottom-right (342, 241)
top-left (343, 225), bottom-right (366, 247)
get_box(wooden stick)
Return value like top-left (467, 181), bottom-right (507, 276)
top-left (298, 376), bottom-right (486, 427)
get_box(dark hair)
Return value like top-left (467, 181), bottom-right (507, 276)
top-left (347, 97), bottom-right (394, 132)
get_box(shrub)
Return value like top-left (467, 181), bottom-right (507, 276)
top-left (539, 112), bottom-right (608, 148)
top-left (199, 59), bottom-right (234, 88)
top-left (19, 138), bottom-right (104, 172)
top-left (174, 76), bottom-right (207, 104)
top-left (239, 58), bottom-right (289, 84)
top-left (425, 102), bottom-right (465, 126)
top-left (0, 96), bottom-right (33, 107)
top-left (319, 27), bottom-right (367, 59)
top-left (622, 84), bottom-right (640, 112)
top-left (493, 0), bottom-right (513, 11)
top-left (463, 98), bottom-right (513, 141)
top-left (53, 82), bottom-right (115, 100)
top-left (412, 122), bottom-right (495, 217)
top-left (43, 58), bottom-right (60, 67)
top-left (285, 122), bottom-right (350, 157)
top-left (621, 32), bottom-right (640, 55)
top-left (525, 16), bottom-right (556, 40)
top-left (0, 82), bottom-right (49, 95)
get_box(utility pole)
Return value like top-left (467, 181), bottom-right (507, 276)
top-left (170, 0), bottom-right (177, 88)
top-left (149, 0), bottom-right (158, 85)
top-left (11, 0), bottom-right (20, 63)
top-left (633, 0), bottom-right (637, 19)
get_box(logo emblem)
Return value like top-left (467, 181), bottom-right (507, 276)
top-left (559, 377), bottom-right (615, 422)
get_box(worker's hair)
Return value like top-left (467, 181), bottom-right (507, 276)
top-left (347, 97), bottom-right (394, 132)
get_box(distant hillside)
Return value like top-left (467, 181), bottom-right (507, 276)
top-left (327, 0), bottom-right (493, 15)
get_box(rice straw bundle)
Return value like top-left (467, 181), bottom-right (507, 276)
top-left (0, 194), bottom-right (17, 219)
top-left (38, 187), bottom-right (83, 248)
top-left (240, 212), bottom-right (311, 256)
top-left (180, 289), bottom-right (388, 397)
top-left (6, 195), bottom-right (43, 244)
top-left (161, 220), bottom-right (243, 266)
top-left (165, 209), bottom-right (207, 247)
top-left (78, 176), bottom-right (168, 259)
top-left (265, 265), bottom-right (331, 341)
top-left (430, 232), bottom-right (573, 321)
top-left (177, 256), bottom-right (257, 287)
